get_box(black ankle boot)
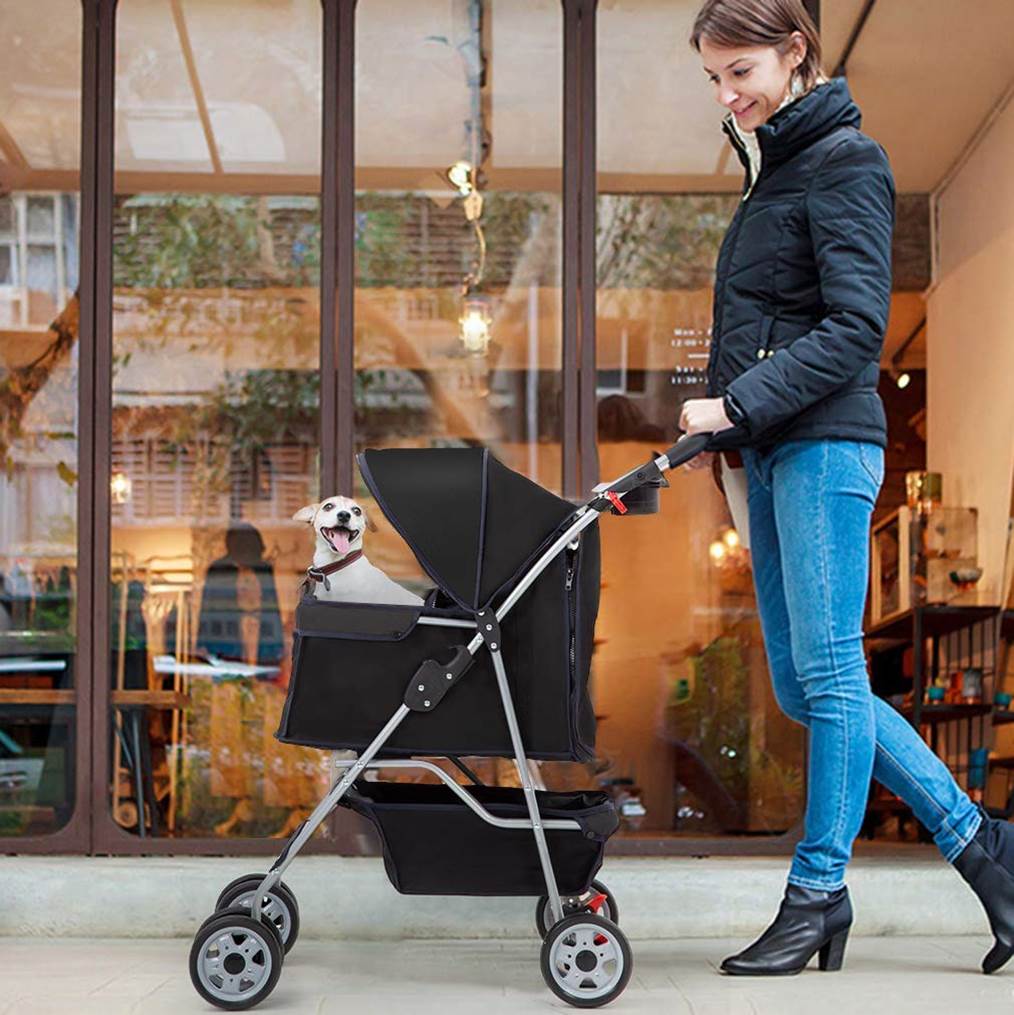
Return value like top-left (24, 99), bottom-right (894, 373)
top-left (953, 808), bottom-right (1014, 974)
top-left (720, 883), bottom-right (852, 976)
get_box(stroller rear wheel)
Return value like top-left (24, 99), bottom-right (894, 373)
top-left (540, 912), bottom-right (632, 1008)
top-left (189, 905), bottom-right (283, 1011)
top-left (215, 873), bottom-right (300, 954)
top-left (535, 879), bottom-right (618, 939)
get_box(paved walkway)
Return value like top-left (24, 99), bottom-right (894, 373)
top-left (1, 935), bottom-right (1012, 1014)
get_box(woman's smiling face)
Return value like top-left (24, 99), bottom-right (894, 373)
top-left (699, 33), bottom-right (805, 132)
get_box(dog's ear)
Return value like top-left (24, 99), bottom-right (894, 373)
top-left (363, 507), bottom-right (378, 533)
top-left (292, 503), bottom-right (317, 524)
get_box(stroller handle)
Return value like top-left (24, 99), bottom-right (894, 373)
top-left (589, 431), bottom-right (715, 514)
top-left (658, 432), bottom-right (713, 471)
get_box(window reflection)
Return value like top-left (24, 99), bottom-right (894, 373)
top-left (110, 0), bottom-right (328, 839)
top-left (0, 0), bottom-right (83, 836)
top-left (353, 0), bottom-right (565, 618)
top-left (594, 12), bottom-right (807, 835)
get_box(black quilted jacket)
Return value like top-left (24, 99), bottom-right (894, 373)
top-left (704, 77), bottom-right (895, 453)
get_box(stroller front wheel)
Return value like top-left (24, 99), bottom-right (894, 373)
top-left (189, 906), bottom-right (283, 1011)
top-left (540, 912), bottom-right (632, 1008)
top-left (215, 873), bottom-right (300, 954)
top-left (535, 879), bottom-right (618, 939)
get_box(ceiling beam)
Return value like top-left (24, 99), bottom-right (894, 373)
top-left (833, 0), bottom-right (878, 78)
top-left (0, 118), bottom-right (29, 177)
top-left (170, 0), bottom-right (222, 174)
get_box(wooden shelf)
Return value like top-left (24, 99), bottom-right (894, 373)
top-left (0, 690), bottom-right (188, 708)
top-left (0, 689), bottom-right (74, 705)
top-left (992, 709), bottom-right (1014, 726)
top-left (866, 604), bottom-right (1002, 643)
top-left (898, 702), bottom-right (993, 723)
top-left (110, 690), bottom-right (189, 710)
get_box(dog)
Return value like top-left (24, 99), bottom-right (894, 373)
top-left (292, 495), bottom-right (423, 606)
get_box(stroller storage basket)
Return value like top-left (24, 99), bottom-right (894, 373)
top-left (275, 526), bottom-right (600, 760)
top-left (342, 782), bottom-right (618, 896)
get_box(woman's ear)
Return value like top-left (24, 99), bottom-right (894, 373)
top-left (791, 30), bottom-right (807, 68)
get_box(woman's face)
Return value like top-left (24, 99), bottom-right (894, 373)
top-left (699, 34), bottom-right (805, 133)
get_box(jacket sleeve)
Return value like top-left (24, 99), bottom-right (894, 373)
top-left (723, 137), bottom-right (896, 437)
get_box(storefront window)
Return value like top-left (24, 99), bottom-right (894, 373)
top-left (0, 3), bottom-right (82, 836)
top-left (354, 0), bottom-right (564, 552)
top-left (593, 1), bottom-right (806, 839)
top-left (350, 0), bottom-right (568, 789)
top-left (109, 0), bottom-right (329, 838)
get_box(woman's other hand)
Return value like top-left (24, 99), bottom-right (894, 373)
top-left (677, 397), bottom-right (733, 472)
top-left (681, 449), bottom-right (716, 472)
top-left (678, 397), bottom-right (734, 436)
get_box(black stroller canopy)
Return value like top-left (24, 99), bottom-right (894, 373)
top-left (358, 447), bottom-right (578, 612)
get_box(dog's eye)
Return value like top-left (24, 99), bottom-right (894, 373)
top-left (323, 502), bottom-right (334, 511)
top-left (352, 507), bottom-right (361, 516)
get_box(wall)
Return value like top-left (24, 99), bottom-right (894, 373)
top-left (927, 90), bottom-right (1014, 602)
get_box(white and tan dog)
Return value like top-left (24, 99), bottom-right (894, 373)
top-left (293, 495), bottom-right (423, 606)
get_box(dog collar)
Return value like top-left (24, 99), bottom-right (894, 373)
top-left (306, 549), bottom-right (364, 592)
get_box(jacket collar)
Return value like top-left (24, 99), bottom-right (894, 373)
top-left (722, 77), bottom-right (861, 175)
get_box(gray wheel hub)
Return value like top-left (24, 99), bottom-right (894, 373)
top-left (231, 889), bottom-right (292, 944)
top-left (196, 924), bottom-right (274, 1002)
top-left (547, 920), bottom-right (625, 1001)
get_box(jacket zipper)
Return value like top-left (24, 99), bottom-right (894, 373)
top-left (710, 119), bottom-right (759, 390)
top-left (723, 118), bottom-right (755, 197)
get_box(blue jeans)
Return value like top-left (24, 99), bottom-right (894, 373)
top-left (740, 438), bottom-right (982, 890)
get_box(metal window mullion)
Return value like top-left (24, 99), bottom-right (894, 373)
top-left (321, 0), bottom-right (356, 500)
top-left (321, 0), bottom-right (359, 853)
top-left (577, 0), bottom-right (597, 496)
top-left (320, 0), bottom-right (339, 497)
top-left (82, 0), bottom-right (119, 853)
top-left (561, 0), bottom-right (580, 499)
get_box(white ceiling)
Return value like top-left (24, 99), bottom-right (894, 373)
top-left (1, 0), bottom-right (1011, 195)
top-left (822, 0), bottom-right (1014, 191)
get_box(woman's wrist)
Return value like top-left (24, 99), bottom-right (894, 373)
top-left (723, 391), bottom-right (748, 429)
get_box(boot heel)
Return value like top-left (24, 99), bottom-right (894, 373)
top-left (818, 929), bottom-right (849, 971)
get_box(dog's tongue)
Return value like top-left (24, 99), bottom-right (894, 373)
top-left (331, 529), bottom-right (351, 554)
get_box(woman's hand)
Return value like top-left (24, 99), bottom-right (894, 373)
top-left (677, 398), bottom-right (733, 472)
top-left (678, 397), bottom-right (734, 437)
top-left (681, 450), bottom-right (715, 472)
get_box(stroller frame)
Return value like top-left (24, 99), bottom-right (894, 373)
top-left (248, 435), bottom-right (708, 926)
top-left (189, 434), bottom-right (709, 1010)
top-left (252, 496), bottom-right (603, 928)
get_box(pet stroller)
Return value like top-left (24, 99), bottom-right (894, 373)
top-left (188, 434), bottom-right (710, 1010)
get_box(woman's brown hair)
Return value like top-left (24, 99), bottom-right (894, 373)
top-left (690, 0), bottom-right (824, 92)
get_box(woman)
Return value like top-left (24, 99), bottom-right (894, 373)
top-left (678, 0), bottom-right (1014, 977)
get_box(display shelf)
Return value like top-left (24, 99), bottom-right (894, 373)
top-left (897, 702), bottom-right (992, 724)
top-left (866, 604), bottom-right (1002, 643)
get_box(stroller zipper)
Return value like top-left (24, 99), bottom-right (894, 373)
top-left (566, 549), bottom-right (577, 675)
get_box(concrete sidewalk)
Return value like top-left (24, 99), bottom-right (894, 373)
top-left (1, 936), bottom-right (1012, 1015)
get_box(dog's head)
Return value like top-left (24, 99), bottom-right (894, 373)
top-left (292, 495), bottom-right (376, 559)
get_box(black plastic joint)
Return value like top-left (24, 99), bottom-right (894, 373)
top-left (403, 645), bottom-right (473, 712)
top-left (475, 608), bottom-right (502, 653)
